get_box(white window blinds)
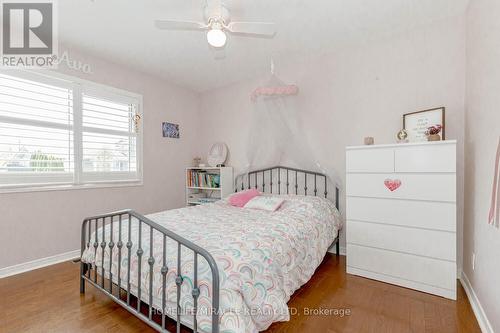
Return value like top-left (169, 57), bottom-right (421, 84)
top-left (0, 71), bottom-right (142, 190)
top-left (0, 73), bottom-right (74, 186)
top-left (81, 92), bottom-right (139, 182)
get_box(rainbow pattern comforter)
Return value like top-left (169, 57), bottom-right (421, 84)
top-left (82, 195), bottom-right (342, 332)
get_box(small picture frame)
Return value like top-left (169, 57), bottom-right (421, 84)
top-left (403, 107), bottom-right (445, 142)
top-left (162, 122), bottom-right (180, 139)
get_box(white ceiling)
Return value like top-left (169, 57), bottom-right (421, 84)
top-left (59, 0), bottom-right (469, 92)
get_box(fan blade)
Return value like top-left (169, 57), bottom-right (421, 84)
top-left (155, 20), bottom-right (207, 31)
top-left (206, 0), bottom-right (222, 17)
top-left (226, 22), bottom-right (276, 36)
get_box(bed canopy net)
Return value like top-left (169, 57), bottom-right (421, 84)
top-left (241, 61), bottom-right (339, 196)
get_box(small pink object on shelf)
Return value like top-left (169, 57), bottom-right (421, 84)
top-left (229, 189), bottom-right (260, 207)
top-left (384, 179), bottom-right (402, 192)
top-left (426, 125), bottom-right (443, 141)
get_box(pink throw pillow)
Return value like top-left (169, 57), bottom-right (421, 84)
top-left (229, 189), bottom-right (260, 207)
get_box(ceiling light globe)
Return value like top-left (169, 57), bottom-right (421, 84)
top-left (207, 29), bottom-right (227, 48)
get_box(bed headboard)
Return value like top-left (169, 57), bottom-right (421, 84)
top-left (235, 166), bottom-right (340, 210)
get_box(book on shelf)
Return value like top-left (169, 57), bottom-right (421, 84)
top-left (197, 198), bottom-right (219, 203)
top-left (187, 170), bottom-right (220, 188)
top-left (186, 166), bottom-right (233, 207)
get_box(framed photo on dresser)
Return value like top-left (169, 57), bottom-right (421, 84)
top-left (403, 107), bottom-right (445, 142)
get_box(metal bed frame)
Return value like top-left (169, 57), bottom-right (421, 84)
top-left (80, 166), bottom-right (340, 333)
top-left (234, 166), bottom-right (341, 256)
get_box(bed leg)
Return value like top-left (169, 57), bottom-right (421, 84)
top-left (336, 239), bottom-right (340, 257)
top-left (80, 263), bottom-right (86, 294)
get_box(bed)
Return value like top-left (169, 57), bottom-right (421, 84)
top-left (80, 166), bottom-right (342, 333)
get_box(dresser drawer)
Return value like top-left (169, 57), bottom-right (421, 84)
top-left (346, 148), bottom-right (394, 173)
top-left (395, 143), bottom-right (456, 173)
top-left (347, 244), bottom-right (456, 291)
top-left (346, 197), bottom-right (456, 231)
top-left (346, 173), bottom-right (456, 202)
top-left (347, 220), bottom-right (456, 261)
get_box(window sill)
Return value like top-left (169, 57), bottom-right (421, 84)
top-left (0, 181), bottom-right (143, 194)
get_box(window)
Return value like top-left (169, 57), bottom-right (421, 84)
top-left (0, 71), bottom-right (142, 190)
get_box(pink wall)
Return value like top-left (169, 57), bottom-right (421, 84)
top-left (0, 46), bottom-right (200, 269)
top-left (464, 0), bottom-right (500, 330)
top-left (197, 16), bottom-right (466, 257)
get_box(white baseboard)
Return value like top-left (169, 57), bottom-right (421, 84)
top-left (460, 272), bottom-right (494, 333)
top-left (0, 249), bottom-right (80, 279)
top-left (328, 245), bottom-right (346, 256)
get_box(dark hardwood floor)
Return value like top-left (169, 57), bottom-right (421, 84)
top-left (0, 254), bottom-right (480, 333)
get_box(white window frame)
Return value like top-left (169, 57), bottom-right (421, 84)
top-left (0, 69), bottom-right (143, 193)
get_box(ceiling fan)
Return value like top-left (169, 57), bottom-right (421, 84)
top-left (155, 0), bottom-right (276, 48)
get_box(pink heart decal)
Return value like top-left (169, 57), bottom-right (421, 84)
top-left (384, 179), bottom-right (402, 192)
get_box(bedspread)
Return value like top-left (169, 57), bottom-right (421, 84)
top-left (81, 195), bottom-right (342, 333)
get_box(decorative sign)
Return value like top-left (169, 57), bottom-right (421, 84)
top-left (488, 138), bottom-right (500, 228)
top-left (54, 51), bottom-right (93, 74)
top-left (403, 107), bottom-right (445, 142)
top-left (162, 122), bottom-right (179, 139)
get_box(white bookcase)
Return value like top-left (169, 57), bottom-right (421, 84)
top-left (185, 166), bottom-right (233, 206)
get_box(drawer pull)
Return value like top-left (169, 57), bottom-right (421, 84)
top-left (384, 179), bottom-right (402, 192)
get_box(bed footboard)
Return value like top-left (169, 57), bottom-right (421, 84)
top-left (80, 209), bottom-right (220, 333)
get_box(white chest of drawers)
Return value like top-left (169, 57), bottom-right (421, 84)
top-left (346, 140), bottom-right (457, 300)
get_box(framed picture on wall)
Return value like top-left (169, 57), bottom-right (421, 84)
top-left (162, 122), bottom-right (180, 138)
top-left (403, 107), bottom-right (445, 142)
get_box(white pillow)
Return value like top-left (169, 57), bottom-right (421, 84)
top-left (244, 196), bottom-right (285, 212)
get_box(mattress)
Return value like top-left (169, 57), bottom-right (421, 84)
top-left (81, 195), bottom-right (342, 333)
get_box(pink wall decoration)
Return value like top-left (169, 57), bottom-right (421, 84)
top-left (488, 138), bottom-right (500, 228)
